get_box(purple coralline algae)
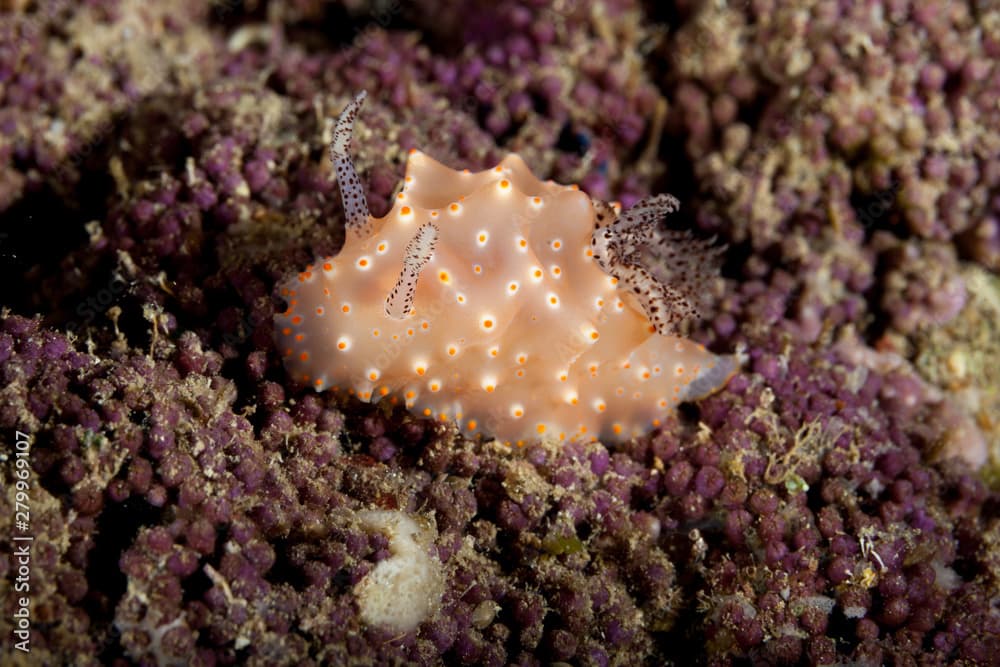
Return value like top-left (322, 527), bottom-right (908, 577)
top-left (0, 1), bottom-right (998, 665)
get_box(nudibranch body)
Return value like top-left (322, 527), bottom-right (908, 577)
top-left (276, 92), bottom-right (737, 444)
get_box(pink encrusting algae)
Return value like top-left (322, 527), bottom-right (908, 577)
top-left (276, 92), bottom-right (737, 444)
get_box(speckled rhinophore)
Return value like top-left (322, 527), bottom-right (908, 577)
top-left (276, 92), bottom-right (737, 444)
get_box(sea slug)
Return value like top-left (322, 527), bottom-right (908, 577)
top-left (275, 92), bottom-right (737, 444)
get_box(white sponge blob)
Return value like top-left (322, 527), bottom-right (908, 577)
top-left (354, 511), bottom-right (444, 633)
